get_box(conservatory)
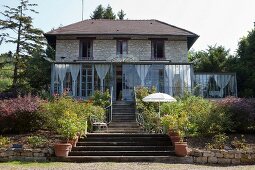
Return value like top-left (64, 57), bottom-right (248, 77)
top-left (51, 62), bottom-right (193, 101)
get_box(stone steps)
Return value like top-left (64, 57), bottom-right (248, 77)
top-left (66, 133), bottom-right (174, 162)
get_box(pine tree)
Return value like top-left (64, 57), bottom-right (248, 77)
top-left (117, 9), bottom-right (126, 20)
top-left (0, 0), bottom-right (44, 94)
top-left (103, 5), bottom-right (116, 19)
top-left (90, 4), bottom-right (105, 19)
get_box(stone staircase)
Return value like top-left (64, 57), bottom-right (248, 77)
top-left (108, 101), bottom-right (142, 133)
top-left (62, 101), bottom-right (177, 162)
top-left (65, 133), bottom-right (175, 162)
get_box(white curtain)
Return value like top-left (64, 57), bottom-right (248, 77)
top-left (216, 75), bottom-right (231, 97)
top-left (55, 64), bottom-right (68, 94)
top-left (179, 65), bottom-right (184, 95)
top-left (135, 65), bottom-right (150, 86)
top-left (70, 64), bottom-right (80, 96)
top-left (95, 64), bottom-right (110, 91)
top-left (165, 65), bottom-right (173, 96)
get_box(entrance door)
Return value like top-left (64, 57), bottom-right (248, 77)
top-left (116, 65), bottom-right (122, 100)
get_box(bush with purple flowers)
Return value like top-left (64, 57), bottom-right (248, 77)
top-left (215, 97), bottom-right (255, 132)
top-left (0, 95), bottom-right (46, 133)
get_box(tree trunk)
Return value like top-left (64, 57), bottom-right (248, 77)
top-left (12, 5), bottom-right (22, 96)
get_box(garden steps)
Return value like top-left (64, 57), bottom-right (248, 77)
top-left (66, 133), bottom-right (174, 162)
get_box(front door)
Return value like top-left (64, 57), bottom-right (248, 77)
top-left (116, 65), bottom-right (122, 100)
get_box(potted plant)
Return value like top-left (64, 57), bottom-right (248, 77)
top-left (173, 111), bottom-right (190, 157)
top-left (54, 110), bottom-right (79, 157)
top-left (161, 114), bottom-right (180, 144)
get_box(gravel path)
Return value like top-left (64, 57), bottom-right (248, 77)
top-left (0, 162), bottom-right (255, 170)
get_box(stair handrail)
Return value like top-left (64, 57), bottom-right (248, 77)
top-left (105, 86), bottom-right (113, 123)
top-left (134, 86), bottom-right (145, 131)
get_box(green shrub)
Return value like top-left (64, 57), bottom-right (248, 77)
top-left (206, 133), bottom-right (229, 149)
top-left (135, 87), bottom-right (161, 133)
top-left (231, 135), bottom-right (248, 150)
top-left (161, 95), bottom-right (232, 136)
top-left (41, 95), bottom-right (105, 135)
top-left (0, 136), bottom-right (10, 148)
top-left (91, 90), bottom-right (110, 108)
top-left (27, 136), bottom-right (47, 148)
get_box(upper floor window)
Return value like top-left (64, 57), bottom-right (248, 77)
top-left (152, 40), bottom-right (164, 59)
top-left (80, 40), bottom-right (93, 59)
top-left (117, 40), bottom-right (128, 55)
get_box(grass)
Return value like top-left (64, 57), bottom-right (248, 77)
top-left (0, 161), bottom-right (64, 168)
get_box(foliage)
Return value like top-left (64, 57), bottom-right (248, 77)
top-left (91, 90), bottom-right (110, 108)
top-left (0, 95), bottom-right (46, 133)
top-left (231, 135), bottom-right (248, 150)
top-left (90, 4), bottom-right (126, 20)
top-left (90, 4), bottom-right (105, 19)
top-left (206, 133), bottom-right (229, 150)
top-left (161, 95), bottom-right (232, 136)
top-left (135, 87), bottom-right (161, 133)
top-left (0, 136), bottom-right (10, 148)
top-left (215, 97), bottom-right (255, 132)
top-left (27, 136), bottom-right (47, 148)
top-left (229, 28), bottom-right (255, 97)
top-left (188, 45), bottom-right (231, 72)
top-left (117, 9), bottom-right (126, 20)
top-left (103, 5), bottom-right (116, 19)
top-left (22, 47), bottom-right (53, 93)
top-left (41, 95), bottom-right (105, 136)
top-left (0, 0), bottom-right (45, 94)
top-left (56, 110), bottom-right (81, 141)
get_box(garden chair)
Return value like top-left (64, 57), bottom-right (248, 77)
top-left (90, 115), bottom-right (108, 133)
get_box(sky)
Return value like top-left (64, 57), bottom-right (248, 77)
top-left (0, 0), bottom-right (255, 55)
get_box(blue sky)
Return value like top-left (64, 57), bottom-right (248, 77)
top-left (0, 0), bottom-right (255, 54)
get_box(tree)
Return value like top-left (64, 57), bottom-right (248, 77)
top-left (23, 46), bottom-right (54, 93)
top-left (90, 4), bottom-right (104, 19)
top-left (229, 28), bottom-right (255, 97)
top-left (117, 9), bottom-right (126, 20)
top-left (188, 45), bottom-right (231, 72)
top-left (90, 4), bottom-right (122, 20)
top-left (0, 0), bottom-right (44, 94)
top-left (103, 5), bottom-right (116, 19)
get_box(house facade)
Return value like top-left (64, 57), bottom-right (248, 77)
top-left (45, 19), bottom-right (237, 100)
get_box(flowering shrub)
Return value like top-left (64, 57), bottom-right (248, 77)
top-left (215, 97), bottom-right (255, 132)
top-left (161, 95), bottom-right (232, 136)
top-left (41, 96), bottom-right (105, 134)
top-left (135, 87), bottom-right (161, 133)
top-left (0, 95), bottom-right (46, 133)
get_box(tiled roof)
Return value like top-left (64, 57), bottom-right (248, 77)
top-left (45, 19), bottom-right (197, 37)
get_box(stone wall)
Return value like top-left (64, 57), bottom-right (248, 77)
top-left (128, 40), bottom-right (151, 60)
top-left (55, 40), bottom-right (79, 62)
top-left (93, 40), bottom-right (116, 60)
top-left (54, 39), bottom-right (188, 62)
top-left (190, 148), bottom-right (255, 164)
top-left (0, 147), bottom-right (54, 162)
top-left (165, 41), bottom-right (188, 62)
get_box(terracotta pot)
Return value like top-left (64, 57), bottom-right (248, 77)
top-left (168, 129), bottom-right (179, 137)
top-left (54, 143), bottom-right (72, 157)
top-left (170, 135), bottom-right (180, 144)
top-left (175, 142), bottom-right (188, 157)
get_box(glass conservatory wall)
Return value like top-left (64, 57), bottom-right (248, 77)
top-left (194, 73), bottom-right (237, 98)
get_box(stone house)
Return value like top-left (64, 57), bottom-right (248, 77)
top-left (45, 19), bottom-right (237, 100)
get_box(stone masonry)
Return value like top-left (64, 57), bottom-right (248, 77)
top-left (0, 147), bottom-right (54, 162)
top-left (190, 148), bottom-right (255, 165)
top-left (55, 39), bottom-right (188, 62)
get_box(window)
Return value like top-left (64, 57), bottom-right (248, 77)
top-left (117, 40), bottom-right (128, 55)
top-left (80, 40), bottom-right (93, 59)
top-left (152, 40), bottom-right (164, 59)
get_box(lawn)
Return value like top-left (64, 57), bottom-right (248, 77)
top-left (0, 162), bottom-right (255, 170)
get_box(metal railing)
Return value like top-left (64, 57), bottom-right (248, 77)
top-left (105, 86), bottom-right (113, 123)
top-left (134, 86), bottom-right (145, 130)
